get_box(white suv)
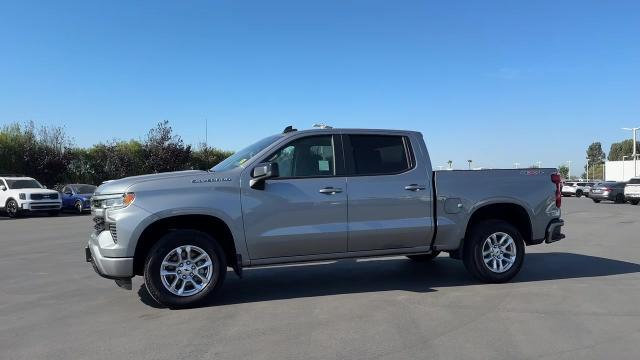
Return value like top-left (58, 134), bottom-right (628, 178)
top-left (561, 181), bottom-right (593, 198)
top-left (624, 177), bottom-right (640, 205)
top-left (0, 175), bottom-right (62, 218)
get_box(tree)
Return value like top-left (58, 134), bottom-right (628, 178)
top-left (586, 142), bottom-right (606, 165)
top-left (608, 139), bottom-right (640, 161)
top-left (558, 165), bottom-right (569, 179)
top-left (143, 120), bottom-right (192, 173)
top-left (447, 160), bottom-right (453, 169)
top-left (190, 143), bottom-right (233, 170)
top-left (467, 160), bottom-right (472, 169)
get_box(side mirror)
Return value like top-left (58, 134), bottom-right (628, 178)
top-left (64, 191), bottom-right (73, 196)
top-left (0, 185), bottom-right (6, 191)
top-left (250, 162), bottom-right (279, 190)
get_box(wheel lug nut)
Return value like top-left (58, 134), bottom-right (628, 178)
top-left (191, 265), bottom-right (196, 270)
top-left (182, 275), bottom-right (186, 279)
top-left (186, 261), bottom-right (190, 265)
top-left (177, 270), bottom-right (181, 274)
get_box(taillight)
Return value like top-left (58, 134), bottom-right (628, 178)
top-left (551, 173), bottom-right (562, 208)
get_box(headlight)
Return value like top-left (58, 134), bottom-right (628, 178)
top-left (19, 193), bottom-right (26, 200)
top-left (91, 193), bottom-right (135, 210)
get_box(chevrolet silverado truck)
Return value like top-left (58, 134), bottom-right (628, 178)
top-left (86, 127), bottom-right (565, 308)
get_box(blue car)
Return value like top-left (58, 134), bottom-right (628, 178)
top-left (61, 184), bottom-right (97, 214)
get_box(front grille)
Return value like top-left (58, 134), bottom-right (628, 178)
top-left (109, 223), bottom-right (118, 243)
top-left (93, 217), bottom-right (106, 232)
top-left (30, 193), bottom-right (59, 200)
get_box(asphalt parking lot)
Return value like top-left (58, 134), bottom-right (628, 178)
top-left (1, 198), bottom-right (639, 360)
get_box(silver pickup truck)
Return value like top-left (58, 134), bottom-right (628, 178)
top-left (86, 127), bottom-right (565, 308)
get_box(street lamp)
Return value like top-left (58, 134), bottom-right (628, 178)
top-left (536, 161), bottom-right (542, 168)
top-left (467, 160), bottom-right (472, 170)
top-left (622, 127), bottom-right (639, 177)
top-left (514, 162), bottom-right (520, 169)
top-left (586, 158), bottom-right (590, 181)
top-left (566, 161), bottom-right (572, 179)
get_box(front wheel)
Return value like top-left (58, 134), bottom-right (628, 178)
top-left (592, 199), bottom-right (601, 203)
top-left (75, 201), bottom-right (84, 214)
top-left (5, 199), bottom-right (20, 218)
top-left (615, 194), bottom-right (626, 204)
top-left (463, 220), bottom-right (525, 283)
top-left (407, 251), bottom-right (441, 262)
top-left (144, 230), bottom-right (227, 308)
top-left (630, 200), bottom-right (639, 206)
top-left (575, 190), bottom-right (583, 198)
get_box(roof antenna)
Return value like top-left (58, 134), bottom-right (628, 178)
top-left (313, 123), bottom-right (333, 129)
top-left (283, 125), bottom-right (297, 134)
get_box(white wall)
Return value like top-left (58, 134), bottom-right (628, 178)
top-left (605, 160), bottom-right (640, 181)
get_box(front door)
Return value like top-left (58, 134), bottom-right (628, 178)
top-left (241, 134), bottom-right (348, 259)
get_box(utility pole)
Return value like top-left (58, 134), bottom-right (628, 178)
top-left (514, 162), bottom-right (520, 169)
top-left (205, 118), bottom-right (208, 148)
top-left (567, 161), bottom-right (572, 180)
top-left (622, 127), bottom-right (639, 177)
top-left (467, 160), bottom-right (473, 170)
top-left (536, 161), bottom-right (542, 168)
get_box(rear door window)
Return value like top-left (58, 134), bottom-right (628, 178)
top-left (346, 135), bottom-right (412, 176)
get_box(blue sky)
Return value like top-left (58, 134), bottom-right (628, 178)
top-left (1, 0), bottom-right (639, 171)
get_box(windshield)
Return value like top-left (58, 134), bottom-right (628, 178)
top-left (73, 184), bottom-right (97, 194)
top-left (212, 135), bottom-right (282, 172)
top-left (6, 179), bottom-right (43, 189)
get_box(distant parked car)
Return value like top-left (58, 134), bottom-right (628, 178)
top-left (61, 184), bottom-right (97, 213)
top-left (562, 182), bottom-right (591, 197)
top-left (589, 182), bottom-right (627, 203)
top-left (624, 177), bottom-right (640, 205)
top-left (0, 175), bottom-right (62, 217)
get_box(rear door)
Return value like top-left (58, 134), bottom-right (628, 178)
top-left (343, 133), bottom-right (434, 251)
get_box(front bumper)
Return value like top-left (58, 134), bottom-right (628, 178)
top-left (86, 236), bottom-right (134, 279)
top-left (19, 200), bottom-right (62, 211)
top-left (625, 193), bottom-right (640, 200)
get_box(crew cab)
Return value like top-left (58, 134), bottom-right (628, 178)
top-left (0, 175), bottom-right (62, 218)
top-left (86, 127), bottom-right (565, 308)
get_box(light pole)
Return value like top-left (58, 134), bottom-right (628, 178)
top-left (567, 161), bottom-right (572, 180)
top-left (622, 127), bottom-right (639, 177)
top-left (467, 160), bottom-right (472, 170)
top-left (586, 158), bottom-right (590, 181)
top-left (623, 155), bottom-right (631, 180)
top-left (536, 161), bottom-right (542, 168)
top-left (514, 162), bottom-right (520, 169)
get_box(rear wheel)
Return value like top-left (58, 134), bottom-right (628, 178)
top-left (463, 220), bottom-right (525, 283)
top-left (5, 199), bottom-right (20, 218)
top-left (592, 199), bottom-right (601, 203)
top-left (407, 251), bottom-right (441, 262)
top-left (615, 193), bottom-right (626, 204)
top-left (630, 200), bottom-right (639, 206)
top-left (575, 190), bottom-right (583, 198)
top-left (144, 230), bottom-right (227, 308)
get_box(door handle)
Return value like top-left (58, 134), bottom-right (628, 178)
top-left (404, 184), bottom-right (427, 191)
top-left (319, 187), bottom-right (343, 195)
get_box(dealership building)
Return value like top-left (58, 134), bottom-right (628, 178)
top-left (605, 160), bottom-right (640, 181)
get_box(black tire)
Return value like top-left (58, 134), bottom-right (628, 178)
top-left (75, 201), bottom-right (83, 214)
top-left (615, 194), bottom-right (626, 204)
top-left (407, 251), bottom-right (441, 262)
top-left (630, 200), bottom-right (639, 206)
top-left (575, 190), bottom-right (583, 198)
top-left (592, 199), bottom-right (601, 203)
top-left (48, 210), bottom-right (60, 216)
top-left (462, 220), bottom-right (525, 283)
top-left (5, 199), bottom-right (20, 218)
top-left (144, 230), bottom-right (227, 308)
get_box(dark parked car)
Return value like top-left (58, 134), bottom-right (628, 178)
top-left (61, 184), bottom-right (97, 213)
top-left (589, 182), bottom-right (627, 203)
